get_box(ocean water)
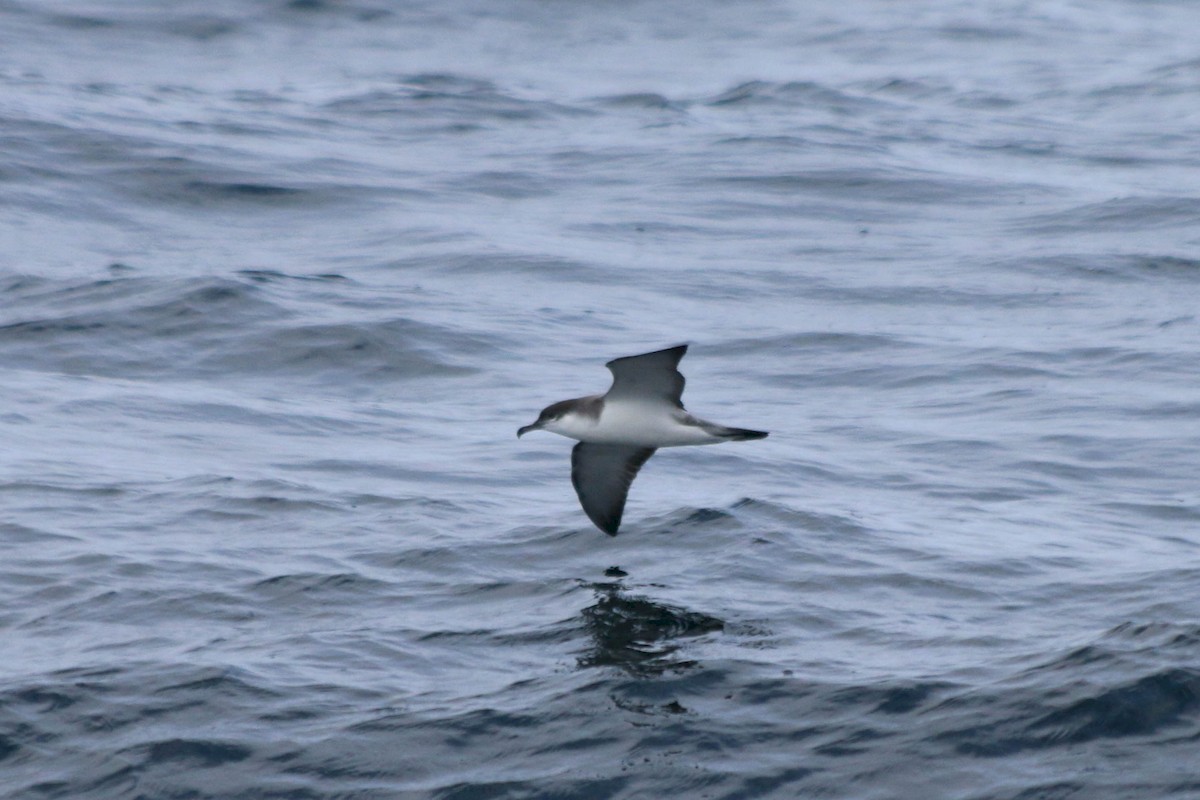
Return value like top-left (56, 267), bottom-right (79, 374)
top-left (3, 0), bottom-right (1200, 797)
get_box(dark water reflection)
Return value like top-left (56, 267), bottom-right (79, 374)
top-left (577, 576), bottom-right (724, 677)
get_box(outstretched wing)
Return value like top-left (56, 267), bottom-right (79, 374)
top-left (571, 443), bottom-right (657, 535)
top-left (604, 344), bottom-right (688, 408)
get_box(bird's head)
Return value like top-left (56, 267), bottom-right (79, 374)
top-left (517, 397), bottom-right (598, 438)
top-left (517, 399), bottom-right (573, 438)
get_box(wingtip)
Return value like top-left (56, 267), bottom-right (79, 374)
top-left (591, 513), bottom-right (621, 536)
top-left (605, 343), bottom-right (689, 368)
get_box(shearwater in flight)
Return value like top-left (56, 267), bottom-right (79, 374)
top-left (517, 344), bottom-right (768, 535)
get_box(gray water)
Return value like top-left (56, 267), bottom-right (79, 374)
top-left (3, 1), bottom-right (1200, 798)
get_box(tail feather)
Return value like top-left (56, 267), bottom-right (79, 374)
top-left (724, 427), bottom-right (768, 441)
top-left (702, 423), bottom-right (768, 441)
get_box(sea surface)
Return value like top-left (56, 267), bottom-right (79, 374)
top-left (3, 1), bottom-right (1200, 798)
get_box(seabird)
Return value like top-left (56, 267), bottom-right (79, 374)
top-left (518, 344), bottom-right (768, 535)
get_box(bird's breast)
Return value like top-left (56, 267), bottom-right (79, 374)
top-left (572, 402), bottom-right (720, 447)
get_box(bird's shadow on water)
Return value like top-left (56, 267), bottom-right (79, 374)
top-left (575, 571), bottom-right (724, 677)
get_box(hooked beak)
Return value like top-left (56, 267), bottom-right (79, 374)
top-left (517, 421), bottom-right (542, 438)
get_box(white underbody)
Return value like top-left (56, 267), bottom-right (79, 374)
top-left (544, 397), bottom-right (724, 447)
